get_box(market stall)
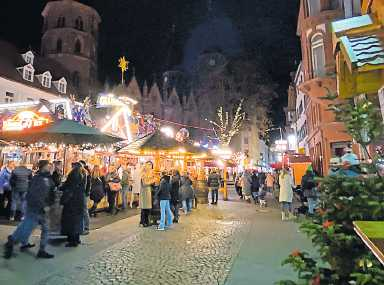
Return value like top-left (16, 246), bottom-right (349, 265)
top-left (119, 131), bottom-right (212, 203)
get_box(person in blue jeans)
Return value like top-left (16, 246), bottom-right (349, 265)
top-left (180, 174), bottom-right (194, 214)
top-left (4, 160), bottom-right (55, 259)
top-left (9, 164), bottom-right (32, 221)
top-left (156, 172), bottom-right (173, 231)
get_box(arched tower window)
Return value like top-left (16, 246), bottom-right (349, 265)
top-left (311, 33), bottom-right (326, 77)
top-left (56, 39), bottom-right (62, 53)
top-left (75, 16), bottom-right (84, 31)
top-left (74, 39), bottom-right (81, 54)
top-left (57, 16), bottom-right (65, 28)
top-left (72, 71), bottom-right (80, 88)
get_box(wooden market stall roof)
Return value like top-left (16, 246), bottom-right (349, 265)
top-left (119, 131), bottom-right (207, 155)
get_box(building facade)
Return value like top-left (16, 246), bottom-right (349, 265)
top-left (0, 41), bottom-right (77, 105)
top-left (295, 0), bottom-right (362, 175)
top-left (41, 0), bottom-right (101, 100)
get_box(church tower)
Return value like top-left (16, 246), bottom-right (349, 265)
top-left (41, 0), bottom-right (101, 99)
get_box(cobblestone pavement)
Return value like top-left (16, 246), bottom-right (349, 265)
top-left (37, 204), bottom-right (250, 285)
top-left (1, 192), bottom-right (312, 285)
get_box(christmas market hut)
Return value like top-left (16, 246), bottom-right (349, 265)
top-left (119, 130), bottom-right (212, 203)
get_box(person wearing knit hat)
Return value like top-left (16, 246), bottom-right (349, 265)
top-left (4, 160), bottom-right (55, 259)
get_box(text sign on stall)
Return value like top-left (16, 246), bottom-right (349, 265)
top-left (3, 111), bottom-right (50, 131)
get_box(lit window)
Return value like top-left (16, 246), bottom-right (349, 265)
top-left (5, 92), bottom-right (14, 103)
top-left (23, 51), bottom-right (34, 65)
top-left (42, 72), bottom-right (51, 88)
top-left (23, 65), bottom-right (34, 82)
top-left (58, 79), bottom-right (67, 94)
top-left (311, 34), bottom-right (326, 77)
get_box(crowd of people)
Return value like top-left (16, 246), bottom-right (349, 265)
top-left (0, 159), bottom-right (206, 259)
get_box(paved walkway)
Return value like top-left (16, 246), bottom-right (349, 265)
top-left (0, 192), bottom-right (312, 285)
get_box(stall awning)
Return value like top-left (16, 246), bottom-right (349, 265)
top-left (119, 131), bottom-right (207, 155)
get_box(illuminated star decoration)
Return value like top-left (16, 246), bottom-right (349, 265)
top-left (118, 56), bottom-right (129, 84)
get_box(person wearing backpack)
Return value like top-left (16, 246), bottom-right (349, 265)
top-left (156, 171), bottom-right (173, 231)
top-left (207, 169), bottom-right (220, 205)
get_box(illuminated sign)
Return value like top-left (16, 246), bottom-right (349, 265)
top-left (3, 111), bottom-right (50, 131)
top-left (97, 93), bottom-right (137, 107)
top-left (97, 94), bottom-right (124, 107)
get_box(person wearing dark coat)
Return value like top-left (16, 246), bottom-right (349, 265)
top-left (9, 164), bottom-right (32, 221)
top-left (79, 160), bottom-right (91, 235)
top-left (51, 161), bottom-right (63, 188)
top-left (170, 170), bottom-right (181, 223)
top-left (89, 165), bottom-right (105, 217)
top-left (180, 174), bottom-right (194, 214)
top-left (156, 172), bottom-right (173, 231)
top-left (60, 163), bottom-right (86, 247)
top-left (4, 160), bottom-right (55, 259)
top-left (251, 172), bottom-right (260, 204)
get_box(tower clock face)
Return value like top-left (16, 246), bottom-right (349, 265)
top-left (208, 58), bottom-right (216, 66)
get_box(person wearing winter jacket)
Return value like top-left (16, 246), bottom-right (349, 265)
top-left (301, 167), bottom-right (318, 215)
top-left (9, 164), bottom-right (32, 221)
top-left (4, 160), bottom-right (55, 259)
top-left (156, 172), bottom-right (173, 231)
top-left (180, 174), bottom-right (194, 214)
top-left (207, 169), bottom-right (221, 205)
top-left (89, 165), bottom-right (105, 217)
top-left (241, 170), bottom-right (253, 202)
top-left (0, 161), bottom-right (14, 218)
top-left (60, 162), bottom-right (87, 247)
top-left (170, 170), bottom-right (181, 223)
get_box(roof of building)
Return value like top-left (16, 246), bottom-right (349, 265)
top-left (332, 14), bottom-right (373, 34)
top-left (340, 33), bottom-right (384, 70)
top-left (0, 40), bottom-right (77, 97)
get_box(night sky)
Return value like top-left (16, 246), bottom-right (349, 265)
top-left (0, 0), bottom-right (300, 125)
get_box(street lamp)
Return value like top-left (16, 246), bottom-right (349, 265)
top-left (265, 126), bottom-right (283, 141)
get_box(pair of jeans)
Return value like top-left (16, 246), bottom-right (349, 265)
top-left (159, 200), bottom-right (173, 229)
top-left (307, 197), bottom-right (318, 214)
top-left (10, 191), bottom-right (27, 218)
top-left (170, 201), bottom-right (179, 221)
top-left (281, 201), bottom-right (292, 212)
top-left (182, 199), bottom-right (192, 213)
top-left (11, 210), bottom-right (48, 250)
top-left (121, 186), bottom-right (129, 209)
top-left (211, 188), bottom-right (219, 203)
